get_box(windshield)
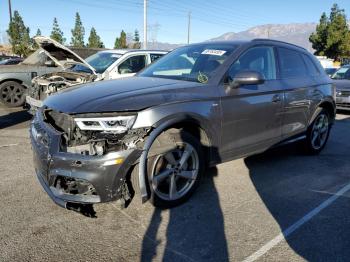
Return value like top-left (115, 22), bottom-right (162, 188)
top-left (71, 52), bottom-right (122, 74)
top-left (332, 66), bottom-right (350, 80)
top-left (139, 43), bottom-right (238, 83)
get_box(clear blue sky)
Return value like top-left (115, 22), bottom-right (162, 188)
top-left (0, 0), bottom-right (349, 48)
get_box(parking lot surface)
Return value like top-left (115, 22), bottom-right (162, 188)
top-left (1, 104), bottom-right (350, 262)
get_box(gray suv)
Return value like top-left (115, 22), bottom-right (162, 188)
top-left (30, 39), bottom-right (335, 211)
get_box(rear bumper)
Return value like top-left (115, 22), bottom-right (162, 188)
top-left (30, 111), bottom-right (142, 208)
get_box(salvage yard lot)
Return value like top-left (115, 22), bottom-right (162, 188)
top-left (1, 104), bottom-right (350, 262)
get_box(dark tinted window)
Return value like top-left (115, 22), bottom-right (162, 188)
top-left (150, 53), bottom-right (164, 63)
top-left (118, 55), bottom-right (146, 74)
top-left (227, 46), bottom-right (277, 81)
top-left (278, 48), bottom-right (307, 78)
top-left (303, 54), bottom-right (320, 76)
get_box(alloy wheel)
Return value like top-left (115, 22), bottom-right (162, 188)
top-left (150, 143), bottom-right (199, 201)
top-left (1, 84), bottom-right (23, 105)
top-left (311, 113), bottom-right (329, 150)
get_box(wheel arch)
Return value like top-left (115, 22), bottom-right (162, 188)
top-left (138, 114), bottom-right (216, 203)
top-left (309, 100), bottom-right (336, 126)
top-left (0, 78), bottom-right (27, 89)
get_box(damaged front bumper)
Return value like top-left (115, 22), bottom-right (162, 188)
top-left (30, 110), bottom-right (142, 209)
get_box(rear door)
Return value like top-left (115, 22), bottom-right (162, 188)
top-left (277, 47), bottom-right (314, 138)
top-left (220, 45), bottom-right (284, 157)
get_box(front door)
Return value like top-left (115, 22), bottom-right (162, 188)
top-left (220, 46), bottom-right (284, 157)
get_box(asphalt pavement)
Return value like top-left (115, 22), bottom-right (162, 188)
top-left (0, 104), bottom-right (350, 262)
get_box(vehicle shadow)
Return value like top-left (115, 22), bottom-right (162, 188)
top-left (245, 116), bottom-right (350, 261)
top-left (0, 109), bottom-right (32, 129)
top-left (140, 166), bottom-right (229, 262)
top-left (140, 127), bottom-right (228, 262)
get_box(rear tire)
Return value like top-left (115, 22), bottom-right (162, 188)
top-left (131, 129), bottom-right (204, 208)
top-left (304, 109), bottom-right (331, 155)
top-left (0, 81), bottom-right (26, 107)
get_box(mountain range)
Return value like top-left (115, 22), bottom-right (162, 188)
top-left (209, 23), bottom-right (317, 51)
top-left (151, 23), bottom-right (318, 51)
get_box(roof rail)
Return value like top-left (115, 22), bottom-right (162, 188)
top-left (252, 38), bottom-right (307, 50)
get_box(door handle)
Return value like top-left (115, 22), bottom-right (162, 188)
top-left (272, 94), bottom-right (281, 103)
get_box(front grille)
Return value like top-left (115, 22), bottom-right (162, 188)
top-left (337, 90), bottom-right (350, 97)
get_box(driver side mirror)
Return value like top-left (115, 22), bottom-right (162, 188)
top-left (229, 70), bottom-right (265, 88)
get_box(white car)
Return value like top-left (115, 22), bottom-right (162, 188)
top-left (26, 36), bottom-right (167, 111)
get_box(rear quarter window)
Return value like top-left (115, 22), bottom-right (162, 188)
top-left (278, 48), bottom-right (307, 78)
top-left (302, 54), bottom-right (320, 76)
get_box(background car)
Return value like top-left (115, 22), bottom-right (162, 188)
top-left (0, 44), bottom-right (65, 107)
top-left (331, 64), bottom-right (350, 110)
top-left (26, 36), bottom-right (167, 112)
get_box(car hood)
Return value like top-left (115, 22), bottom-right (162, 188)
top-left (44, 77), bottom-right (206, 113)
top-left (34, 36), bottom-right (96, 74)
top-left (332, 79), bottom-right (350, 90)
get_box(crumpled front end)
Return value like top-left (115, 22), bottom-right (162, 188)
top-left (26, 71), bottom-right (96, 114)
top-left (30, 107), bottom-right (149, 209)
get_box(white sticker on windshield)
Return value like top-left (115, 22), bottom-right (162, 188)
top-left (111, 54), bottom-right (122, 58)
top-left (201, 49), bottom-right (226, 56)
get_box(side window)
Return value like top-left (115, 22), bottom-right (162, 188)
top-left (302, 54), bottom-right (320, 76)
top-left (150, 53), bottom-right (164, 63)
top-left (278, 48), bottom-right (307, 78)
top-left (118, 55), bottom-right (146, 74)
top-left (227, 46), bottom-right (276, 82)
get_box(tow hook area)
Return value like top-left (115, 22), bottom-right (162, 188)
top-left (117, 179), bottom-right (132, 209)
top-left (66, 203), bottom-right (97, 218)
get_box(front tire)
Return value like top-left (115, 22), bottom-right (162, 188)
top-left (304, 109), bottom-right (331, 154)
top-left (132, 129), bottom-right (205, 208)
top-left (0, 81), bottom-right (26, 107)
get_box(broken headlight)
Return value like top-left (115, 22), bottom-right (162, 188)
top-left (74, 115), bottom-right (136, 134)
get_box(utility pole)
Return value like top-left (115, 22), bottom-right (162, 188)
top-left (143, 0), bottom-right (147, 49)
top-left (187, 11), bottom-right (191, 44)
top-left (8, 0), bottom-right (12, 22)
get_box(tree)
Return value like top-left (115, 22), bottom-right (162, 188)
top-left (7, 10), bottom-right (31, 57)
top-left (114, 37), bottom-right (121, 49)
top-left (310, 4), bottom-right (350, 60)
top-left (50, 17), bottom-right (65, 44)
top-left (71, 12), bottom-right (85, 47)
top-left (309, 12), bottom-right (328, 56)
top-left (120, 30), bottom-right (127, 48)
top-left (326, 4), bottom-right (350, 60)
top-left (87, 27), bottom-right (104, 48)
top-left (114, 30), bottom-right (128, 49)
top-left (133, 29), bottom-right (141, 49)
top-left (36, 28), bottom-right (41, 36)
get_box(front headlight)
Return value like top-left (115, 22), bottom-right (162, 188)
top-left (74, 115), bottom-right (136, 133)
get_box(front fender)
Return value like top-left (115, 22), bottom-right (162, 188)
top-left (134, 100), bottom-right (221, 202)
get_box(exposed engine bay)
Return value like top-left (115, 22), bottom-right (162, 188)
top-left (43, 108), bottom-right (150, 156)
top-left (30, 71), bottom-right (96, 101)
